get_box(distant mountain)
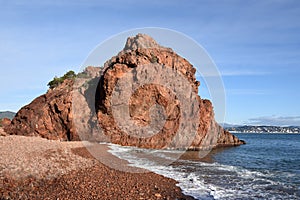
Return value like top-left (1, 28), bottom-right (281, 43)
top-left (0, 111), bottom-right (16, 120)
top-left (225, 125), bottom-right (300, 134)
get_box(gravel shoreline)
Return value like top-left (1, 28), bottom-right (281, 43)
top-left (0, 129), bottom-right (194, 199)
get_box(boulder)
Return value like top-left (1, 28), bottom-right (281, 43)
top-left (1, 118), bottom-right (11, 128)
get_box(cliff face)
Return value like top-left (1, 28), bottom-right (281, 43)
top-left (96, 34), bottom-right (244, 149)
top-left (4, 34), bottom-right (245, 149)
top-left (4, 79), bottom-right (76, 141)
top-left (4, 67), bottom-right (101, 141)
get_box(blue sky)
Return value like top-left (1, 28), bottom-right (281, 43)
top-left (0, 0), bottom-right (300, 126)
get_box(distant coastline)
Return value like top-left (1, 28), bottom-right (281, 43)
top-left (225, 125), bottom-right (300, 134)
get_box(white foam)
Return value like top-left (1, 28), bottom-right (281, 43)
top-left (107, 144), bottom-right (300, 200)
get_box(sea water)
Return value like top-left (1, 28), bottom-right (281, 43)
top-left (108, 133), bottom-right (300, 200)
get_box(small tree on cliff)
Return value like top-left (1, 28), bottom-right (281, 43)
top-left (47, 70), bottom-right (76, 89)
top-left (62, 70), bottom-right (76, 79)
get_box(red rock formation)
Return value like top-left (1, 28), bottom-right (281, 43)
top-left (5, 34), bottom-right (245, 149)
top-left (4, 79), bottom-right (76, 140)
top-left (96, 34), bottom-right (245, 149)
top-left (1, 118), bottom-right (11, 128)
top-left (4, 67), bottom-right (102, 141)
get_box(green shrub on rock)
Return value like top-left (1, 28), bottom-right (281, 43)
top-left (47, 70), bottom-right (76, 89)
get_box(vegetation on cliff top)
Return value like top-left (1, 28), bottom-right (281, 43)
top-left (47, 70), bottom-right (76, 89)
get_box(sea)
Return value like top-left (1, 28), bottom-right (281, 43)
top-left (107, 133), bottom-right (300, 200)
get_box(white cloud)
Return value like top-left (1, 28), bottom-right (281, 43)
top-left (220, 70), bottom-right (269, 76)
top-left (247, 115), bottom-right (300, 126)
top-left (226, 89), bottom-right (270, 95)
top-left (195, 69), bottom-right (269, 78)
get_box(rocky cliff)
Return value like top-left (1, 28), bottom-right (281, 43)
top-left (4, 79), bottom-right (77, 141)
top-left (4, 34), bottom-right (245, 149)
top-left (4, 67), bottom-right (101, 141)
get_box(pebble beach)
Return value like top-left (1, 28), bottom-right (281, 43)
top-left (0, 128), bottom-right (194, 199)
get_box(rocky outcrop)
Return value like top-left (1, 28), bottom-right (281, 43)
top-left (4, 67), bottom-right (101, 141)
top-left (4, 79), bottom-right (76, 141)
top-left (96, 34), bottom-right (245, 149)
top-left (1, 118), bottom-right (11, 128)
top-left (5, 34), bottom-right (245, 149)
